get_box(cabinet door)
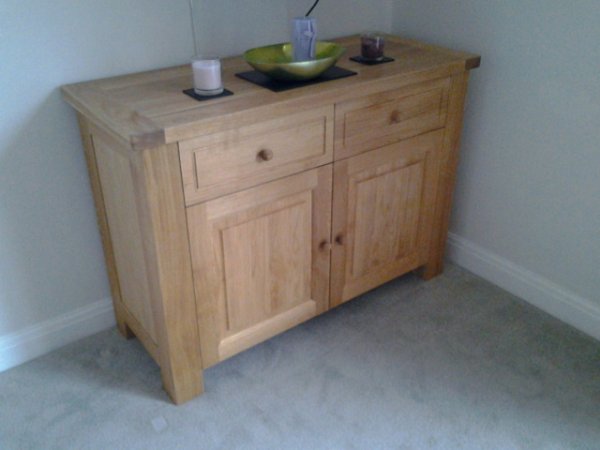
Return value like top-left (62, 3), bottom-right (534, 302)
top-left (330, 130), bottom-right (443, 306)
top-left (187, 166), bottom-right (332, 367)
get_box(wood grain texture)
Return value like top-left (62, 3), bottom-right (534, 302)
top-left (335, 77), bottom-right (450, 160)
top-left (187, 167), bottom-right (332, 367)
top-left (218, 301), bottom-right (316, 361)
top-left (179, 105), bottom-right (333, 204)
top-left (77, 114), bottom-right (132, 340)
top-left (312, 166), bottom-right (333, 315)
top-left (62, 35), bottom-right (477, 150)
top-left (63, 84), bottom-right (165, 149)
top-left (92, 129), bottom-right (158, 342)
top-left (331, 131), bottom-right (443, 306)
top-left (134, 143), bottom-right (204, 404)
top-left (419, 72), bottom-right (471, 280)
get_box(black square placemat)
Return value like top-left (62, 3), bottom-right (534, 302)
top-left (350, 56), bottom-right (395, 66)
top-left (235, 66), bottom-right (357, 92)
top-left (183, 88), bottom-right (234, 101)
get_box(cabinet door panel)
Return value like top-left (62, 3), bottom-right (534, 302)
top-left (219, 191), bottom-right (311, 333)
top-left (187, 166), bottom-right (332, 367)
top-left (331, 130), bottom-right (443, 306)
top-left (350, 159), bottom-right (424, 278)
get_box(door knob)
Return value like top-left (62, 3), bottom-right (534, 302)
top-left (318, 239), bottom-right (331, 252)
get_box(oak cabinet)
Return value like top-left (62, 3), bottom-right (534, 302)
top-left (62, 35), bottom-right (479, 404)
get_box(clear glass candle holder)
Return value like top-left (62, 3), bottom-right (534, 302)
top-left (191, 56), bottom-right (223, 96)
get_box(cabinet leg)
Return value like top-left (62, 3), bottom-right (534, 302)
top-left (116, 319), bottom-right (135, 340)
top-left (416, 260), bottom-right (444, 281)
top-left (140, 144), bottom-right (206, 405)
top-left (161, 367), bottom-right (204, 405)
top-left (111, 296), bottom-right (135, 339)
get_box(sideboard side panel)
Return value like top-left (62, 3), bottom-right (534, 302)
top-left (419, 71), bottom-right (471, 279)
top-left (77, 114), bottom-right (132, 340)
top-left (93, 128), bottom-right (159, 345)
top-left (137, 143), bottom-right (204, 405)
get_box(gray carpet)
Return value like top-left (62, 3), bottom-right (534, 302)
top-left (1, 264), bottom-right (599, 449)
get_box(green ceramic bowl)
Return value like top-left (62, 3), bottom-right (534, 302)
top-left (243, 41), bottom-right (346, 81)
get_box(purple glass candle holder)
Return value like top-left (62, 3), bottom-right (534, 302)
top-left (361, 32), bottom-right (385, 61)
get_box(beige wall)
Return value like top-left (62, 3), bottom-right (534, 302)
top-left (392, 0), bottom-right (600, 339)
top-left (0, 0), bottom-right (195, 369)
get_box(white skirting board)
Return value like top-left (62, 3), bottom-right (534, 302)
top-left (0, 298), bottom-right (115, 373)
top-left (447, 232), bottom-right (600, 342)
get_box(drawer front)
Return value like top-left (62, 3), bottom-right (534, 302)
top-left (179, 105), bottom-right (333, 205)
top-left (334, 77), bottom-right (450, 160)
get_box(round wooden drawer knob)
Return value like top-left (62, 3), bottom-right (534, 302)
top-left (257, 149), bottom-right (274, 162)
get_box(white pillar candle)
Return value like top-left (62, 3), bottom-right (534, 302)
top-left (192, 57), bottom-right (223, 96)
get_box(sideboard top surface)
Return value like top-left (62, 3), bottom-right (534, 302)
top-left (62, 35), bottom-right (479, 150)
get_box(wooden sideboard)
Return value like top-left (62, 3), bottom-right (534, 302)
top-left (62, 35), bottom-right (479, 404)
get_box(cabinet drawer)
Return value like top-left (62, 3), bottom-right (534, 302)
top-left (179, 105), bottom-right (333, 205)
top-left (334, 78), bottom-right (450, 160)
